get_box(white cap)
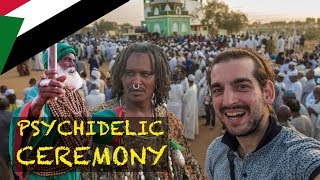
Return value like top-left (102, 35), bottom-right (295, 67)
top-left (298, 71), bottom-right (305, 76)
top-left (289, 61), bottom-right (297, 66)
top-left (4, 89), bottom-right (15, 96)
top-left (188, 74), bottom-right (195, 82)
top-left (278, 72), bottom-right (285, 78)
top-left (288, 71), bottom-right (298, 77)
top-left (91, 69), bottom-right (101, 79)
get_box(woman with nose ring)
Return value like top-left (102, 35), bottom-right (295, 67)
top-left (91, 43), bottom-right (204, 179)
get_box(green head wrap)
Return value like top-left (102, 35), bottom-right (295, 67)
top-left (42, 42), bottom-right (76, 69)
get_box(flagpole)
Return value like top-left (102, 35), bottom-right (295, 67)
top-left (48, 43), bottom-right (57, 79)
top-left (47, 43), bottom-right (58, 101)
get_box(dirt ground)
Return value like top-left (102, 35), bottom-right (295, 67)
top-left (0, 61), bottom-right (222, 172)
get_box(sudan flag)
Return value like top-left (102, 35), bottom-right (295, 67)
top-left (0, 0), bottom-right (129, 74)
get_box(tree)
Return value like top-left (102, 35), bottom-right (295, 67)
top-left (196, 0), bottom-right (247, 36)
top-left (220, 10), bottom-right (248, 34)
top-left (200, 0), bottom-right (229, 35)
top-left (93, 20), bottom-right (118, 36)
top-left (306, 17), bottom-right (316, 24)
top-left (119, 23), bottom-right (133, 33)
top-left (78, 27), bottom-right (91, 35)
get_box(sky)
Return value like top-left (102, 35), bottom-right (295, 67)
top-left (99, 0), bottom-right (320, 25)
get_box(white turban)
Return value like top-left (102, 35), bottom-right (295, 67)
top-left (91, 69), bottom-right (101, 79)
top-left (288, 71), bottom-right (298, 77)
top-left (288, 61), bottom-right (297, 66)
top-left (277, 72), bottom-right (285, 78)
top-left (188, 74), bottom-right (195, 82)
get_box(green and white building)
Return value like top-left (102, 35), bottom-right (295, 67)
top-left (144, 0), bottom-right (191, 36)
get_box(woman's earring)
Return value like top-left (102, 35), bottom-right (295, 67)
top-left (152, 93), bottom-right (156, 104)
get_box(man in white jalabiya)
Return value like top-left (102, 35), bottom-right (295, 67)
top-left (275, 72), bottom-right (286, 92)
top-left (169, 53), bottom-right (177, 74)
top-left (182, 74), bottom-right (198, 140)
top-left (302, 69), bottom-right (316, 106)
top-left (288, 71), bottom-right (303, 102)
top-left (167, 76), bottom-right (183, 120)
top-left (179, 71), bottom-right (189, 93)
top-left (284, 61), bottom-right (298, 88)
top-left (287, 35), bottom-right (295, 50)
top-left (194, 64), bottom-right (203, 86)
top-left (197, 72), bottom-right (208, 117)
top-left (298, 71), bottom-right (307, 86)
top-left (108, 55), bottom-right (116, 71)
top-left (90, 69), bottom-right (107, 94)
top-left (277, 35), bottom-right (285, 53)
top-left (307, 86), bottom-right (320, 140)
top-left (85, 83), bottom-right (105, 110)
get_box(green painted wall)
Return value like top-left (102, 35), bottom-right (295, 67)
top-left (145, 16), bottom-right (190, 36)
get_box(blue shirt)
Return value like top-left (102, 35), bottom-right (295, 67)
top-left (105, 87), bottom-right (112, 101)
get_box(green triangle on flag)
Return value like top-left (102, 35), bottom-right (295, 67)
top-left (0, 16), bottom-right (23, 74)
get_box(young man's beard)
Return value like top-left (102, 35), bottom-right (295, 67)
top-left (217, 101), bottom-right (266, 137)
top-left (57, 65), bottom-right (83, 91)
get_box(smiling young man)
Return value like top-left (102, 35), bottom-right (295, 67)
top-left (205, 48), bottom-right (320, 180)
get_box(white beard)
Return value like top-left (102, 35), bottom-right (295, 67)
top-left (57, 65), bottom-right (83, 90)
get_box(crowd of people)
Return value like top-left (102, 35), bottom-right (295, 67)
top-left (1, 30), bottom-right (320, 179)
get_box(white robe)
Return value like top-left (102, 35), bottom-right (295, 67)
top-left (296, 64), bottom-right (306, 72)
top-left (302, 79), bottom-right (316, 106)
top-left (279, 63), bottom-right (289, 73)
top-left (180, 77), bottom-right (189, 93)
top-left (85, 90), bottom-right (105, 110)
top-left (284, 69), bottom-right (298, 89)
top-left (194, 69), bottom-right (203, 86)
top-left (86, 45), bottom-right (94, 59)
top-left (167, 84), bottom-right (183, 120)
top-left (199, 59), bottom-right (206, 71)
top-left (197, 76), bottom-right (207, 117)
top-left (78, 79), bottom-right (88, 100)
top-left (299, 77), bottom-right (307, 87)
top-left (109, 59), bottom-right (115, 71)
top-left (309, 101), bottom-right (320, 140)
top-left (245, 39), bottom-right (255, 49)
top-left (306, 92), bottom-right (315, 108)
top-left (275, 81), bottom-right (286, 91)
top-left (277, 38), bottom-right (285, 53)
top-left (287, 36), bottom-right (294, 50)
top-left (288, 81), bottom-right (303, 102)
top-left (169, 58), bottom-right (177, 73)
top-left (182, 84), bottom-right (198, 140)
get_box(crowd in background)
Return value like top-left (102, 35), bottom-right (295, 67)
top-left (1, 31), bottom-right (320, 178)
